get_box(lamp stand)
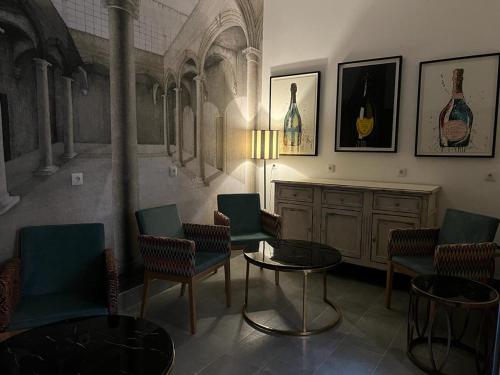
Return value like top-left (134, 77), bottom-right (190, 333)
top-left (263, 158), bottom-right (267, 209)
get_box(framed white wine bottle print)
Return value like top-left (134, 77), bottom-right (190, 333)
top-left (415, 53), bottom-right (500, 157)
top-left (335, 56), bottom-right (402, 152)
top-left (269, 72), bottom-right (320, 156)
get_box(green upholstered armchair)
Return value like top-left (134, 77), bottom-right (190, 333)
top-left (385, 209), bottom-right (499, 308)
top-left (214, 193), bottom-right (281, 250)
top-left (136, 204), bottom-right (231, 334)
top-left (0, 224), bottom-right (118, 332)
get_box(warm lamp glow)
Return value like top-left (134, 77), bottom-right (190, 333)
top-left (251, 130), bottom-right (279, 160)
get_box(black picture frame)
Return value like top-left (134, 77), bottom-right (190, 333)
top-left (269, 71), bottom-right (321, 156)
top-left (335, 56), bottom-right (402, 153)
top-left (415, 53), bottom-right (500, 158)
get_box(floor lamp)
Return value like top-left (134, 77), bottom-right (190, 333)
top-left (251, 130), bottom-right (279, 209)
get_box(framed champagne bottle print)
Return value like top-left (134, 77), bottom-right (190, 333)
top-left (335, 56), bottom-right (402, 152)
top-left (415, 53), bottom-right (500, 157)
top-left (269, 72), bottom-right (320, 156)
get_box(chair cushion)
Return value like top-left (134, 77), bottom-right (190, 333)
top-left (231, 232), bottom-right (274, 245)
top-left (392, 255), bottom-right (434, 275)
top-left (20, 224), bottom-right (105, 296)
top-left (438, 209), bottom-right (499, 245)
top-left (217, 194), bottom-right (262, 236)
top-left (8, 293), bottom-right (107, 331)
top-left (195, 252), bottom-right (228, 273)
top-left (136, 204), bottom-right (184, 238)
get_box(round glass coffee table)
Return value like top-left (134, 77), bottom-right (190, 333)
top-left (243, 239), bottom-right (342, 336)
top-left (0, 315), bottom-right (174, 375)
top-left (408, 275), bottom-right (499, 374)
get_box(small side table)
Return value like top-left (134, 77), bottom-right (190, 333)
top-left (407, 275), bottom-right (499, 375)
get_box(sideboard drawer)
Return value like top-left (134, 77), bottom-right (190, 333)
top-left (322, 189), bottom-right (363, 208)
top-left (277, 185), bottom-right (313, 203)
top-left (373, 194), bottom-right (421, 214)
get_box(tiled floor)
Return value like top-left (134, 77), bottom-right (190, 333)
top-left (123, 253), bottom-right (476, 374)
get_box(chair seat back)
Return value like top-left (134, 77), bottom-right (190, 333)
top-left (136, 204), bottom-right (185, 238)
top-left (217, 193), bottom-right (262, 236)
top-left (20, 224), bottom-right (105, 297)
top-left (438, 209), bottom-right (499, 245)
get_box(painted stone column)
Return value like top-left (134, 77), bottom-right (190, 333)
top-left (0, 101), bottom-right (20, 215)
top-left (62, 76), bottom-right (77, 159)
top-left (34, 58), bottom-right (58, 176)
top-left (194, 74), bottom-right (205, 181)
top-left (243, 47), bottom-right (261, 131)
top-left (174, 87), bottom-right (184, 165)
top-left (104, 0), bottom-right (140, 269)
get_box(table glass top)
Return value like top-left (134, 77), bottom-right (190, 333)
top-left (244, 240), bottom-right (342, 271)
top-left (412, 275), bottom-right (499, 306)
top-left (0, 315), bottom-right (174, 375)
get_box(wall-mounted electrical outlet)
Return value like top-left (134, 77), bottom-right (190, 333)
top-left (328, 164), bottom-right (336, 173)
top-left (485, 173), bottom-right (496, 182)
top-left (397, 168), bottom-right (407, 177)
top-left (169, 164), bottom-right (178, 177)
top-left (71, 172), bottom-right (83, 186)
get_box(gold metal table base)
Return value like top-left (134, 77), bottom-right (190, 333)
top-left (242, 261), bottom-right (342, 336)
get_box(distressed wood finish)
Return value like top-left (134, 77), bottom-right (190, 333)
top-left (274, 178), bottom-right (440, 270)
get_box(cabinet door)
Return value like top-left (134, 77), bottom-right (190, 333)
top-left (277, 203), bottom-right (313, 241)
top-left (371, 214), bottom-right (420, 264)
top-left (321, 208), bottom-right (362, 259)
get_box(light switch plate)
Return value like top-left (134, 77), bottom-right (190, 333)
top-left (71, 172), bottom-right (83, 186)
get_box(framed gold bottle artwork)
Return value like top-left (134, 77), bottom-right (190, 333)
top-left (335, 56), bottom-right (402, 152)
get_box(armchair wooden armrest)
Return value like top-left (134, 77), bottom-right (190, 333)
top-left (261, 210), bottom-right (281, 240)
top-left (138, 235), bottom-right (196, 277)
top-left (104, 249), bottom-right (119, 315)
top-left (214, 210), bottom-right (230, 227)
top-left (0, 258), bottom-right (21, 332)
top-left (434, 242), bottom-right (496, 281)
top-left (183, 223), bottom-right (230, 255)
top-left (388, 228), bottom-right (440, 258)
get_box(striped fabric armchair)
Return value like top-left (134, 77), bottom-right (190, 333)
top-left (136, 204), bottom-right (231, 334)
top-left (385, 209), bottom-right (499, 308)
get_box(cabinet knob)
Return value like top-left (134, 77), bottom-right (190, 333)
top-left (372, 237), bottom-right (376, 243)
top-left (395, 202), bottom-right (400, 207)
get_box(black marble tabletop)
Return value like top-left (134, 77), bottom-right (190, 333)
top-left (412, 274), bottom-right (499, 307)
top-left (244, 240), bottom-right (342, 271)
top-left (0, 315), bottom-right (174, 375)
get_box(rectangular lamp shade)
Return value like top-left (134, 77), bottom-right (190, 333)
top-left (251, 130), bottom-right (279, 160)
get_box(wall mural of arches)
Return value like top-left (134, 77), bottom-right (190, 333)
top-left (0, 0), bottom-right (263, 268)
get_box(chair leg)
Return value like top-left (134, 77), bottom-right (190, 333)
top-left (275, 270), bottom-right (279, 286)
top-left (140, 273), bottom-right (150, 318)
top-left (180, 283), bottom-right (186, 297)
top-left (188, 279), bottom-right (197, 334)
top-left (224, 260), bottom-right (231, 307)
top-left (385, 261), bottom-right (394, 309)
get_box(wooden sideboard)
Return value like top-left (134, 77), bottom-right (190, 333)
top-left (273, 178), bottom-right (441, 270)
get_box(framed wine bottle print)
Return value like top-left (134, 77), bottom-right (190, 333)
top-left (415, 53), bottom-right (500, 157)
top-left (335, 56), bottom-right (402, 152)
top-left (269, 71), bottom-right (320, 156)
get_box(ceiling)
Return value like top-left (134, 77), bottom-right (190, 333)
top-left (50, 0), bottom-right (200, 55)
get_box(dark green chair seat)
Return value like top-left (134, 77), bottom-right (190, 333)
top-left (231, 232), bottom-right (275, 245)
top-left (195, 252), bottom-right (228, 273)
top-left (391, 255), bottom-right (434, 275)
top-left (8, 293), bottom-right (107, 331)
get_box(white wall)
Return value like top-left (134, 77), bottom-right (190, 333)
top-left (261, 0), bottom-right (500, 245)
